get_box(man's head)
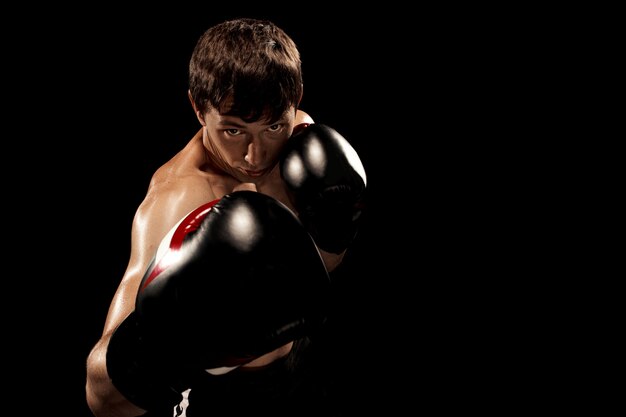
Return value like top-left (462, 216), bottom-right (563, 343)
top-left (188, 18), bottom-right (303, 124)
top-left (188, 18), bottom-right (305, 182)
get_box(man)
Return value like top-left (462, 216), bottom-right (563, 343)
top-left (86, 18), bottom-right (366, 417)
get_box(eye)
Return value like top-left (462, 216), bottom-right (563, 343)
top-left (225, 128), bottom-right (241, 136)
top-left (267, 124), bottom-right (282, 132)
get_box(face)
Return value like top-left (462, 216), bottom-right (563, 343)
top-left (200, 107), bottom-right (298, 182)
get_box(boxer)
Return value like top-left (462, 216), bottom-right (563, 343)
top-left (86, 18), bottom-right (366, 417)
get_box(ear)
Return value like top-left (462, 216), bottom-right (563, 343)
top-left (188, 90), bottom-right (206, 126)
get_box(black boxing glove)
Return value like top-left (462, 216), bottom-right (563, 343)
top-left (280, 123), bottom-right (367, 254)
top-left (106, 311), bottom-right (186, 412)
top-left (107, 191), bottom-right (331, 411)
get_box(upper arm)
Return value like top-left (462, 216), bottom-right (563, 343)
top-left (101, 195), bottom-right (167, 335)
top-left (101, 179), bottom-right (214, 336)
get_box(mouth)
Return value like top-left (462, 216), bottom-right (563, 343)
top-left (243, 168), bottom-right (267, 178)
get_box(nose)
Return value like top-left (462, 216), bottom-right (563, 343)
top-left (244, 137), bottom-right (263, 166)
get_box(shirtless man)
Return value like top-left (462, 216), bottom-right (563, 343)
top-left (86, 18), bottom-right (366, 417)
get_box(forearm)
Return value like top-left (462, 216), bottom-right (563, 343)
top-left (86, 338), bottom-right (147, 417)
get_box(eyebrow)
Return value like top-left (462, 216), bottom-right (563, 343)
top-left (217, 117), bottom-right (288, 128)
top-left (217, 119), bottom-right (247, 128)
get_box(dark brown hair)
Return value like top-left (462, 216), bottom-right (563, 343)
top-left (189, 18), bottom-right (303, 123)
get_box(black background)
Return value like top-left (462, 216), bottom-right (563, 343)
top-left (6, 5), bottom-right (537, 416)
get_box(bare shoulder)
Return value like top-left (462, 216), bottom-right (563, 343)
top-left (140, 176), bottom-right (216, 237)
top-left (150, 129), bottom-right (207, 184)
top-left (127, 131), bottom-right (218, 280)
